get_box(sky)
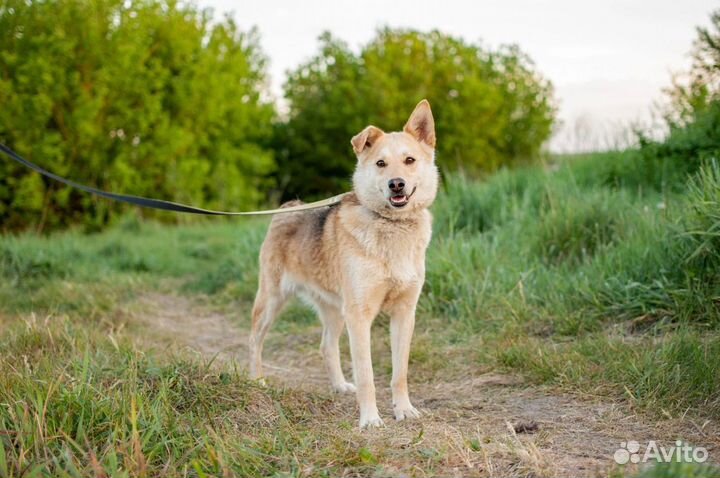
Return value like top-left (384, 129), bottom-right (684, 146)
top-left (203, 0), bottom-right (715, 152)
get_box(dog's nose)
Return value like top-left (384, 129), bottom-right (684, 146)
top-left (388, 177), bottom-right (405, 193)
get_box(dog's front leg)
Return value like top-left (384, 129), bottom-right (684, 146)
top-left (345, 307), bottom-right (383, 429)
top-left (389, 285), bottom-right (422, 421)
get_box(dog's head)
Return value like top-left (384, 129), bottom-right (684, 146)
top-left (351, 100), bottom-right (439, 218)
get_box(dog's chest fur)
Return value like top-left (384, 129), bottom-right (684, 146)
top-left (341, 207), bottom-right (432, 286)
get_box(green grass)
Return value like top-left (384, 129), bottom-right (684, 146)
top-left (0, 217), bottom-right (267, 316)
top-left (426, 156), bottom-right (720, 416)
top-left (615, 461), bottom-right (720, 478)
top-left (1, 151), bottom-right (720, 476)
top-left (499, 330), bottom-right (720, 414)
top-left (0, 319), bottom-right (371, 477)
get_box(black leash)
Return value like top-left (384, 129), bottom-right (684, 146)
top-left (0, 143), bottom-right (347, 216)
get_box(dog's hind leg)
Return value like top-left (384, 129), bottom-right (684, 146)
top-left (249, 280), bottom-right (287, 380)
top-left (317, 302), bottom-right (355, 393)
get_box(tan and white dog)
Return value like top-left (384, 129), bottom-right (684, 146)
top-left (249, 100), bottom-right (439, 428)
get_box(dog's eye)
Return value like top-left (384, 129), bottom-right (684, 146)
top-left (405, 157), bottom-right (416, 165)
top-left (376, 160), bottom-right (386, 168)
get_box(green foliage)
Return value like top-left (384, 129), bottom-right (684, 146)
top-left (637, 100), bottom-right (720, 191)
top-left (0, 0), bottom-right (275, 231)
top-left (0, 9), bottom-right (557, 229)
top-left (628, 8), bottom-right (720, 193)
top-left (664, 9), bottom-right (720, 126)
top-left (277, 29), bottom-right (556, 198)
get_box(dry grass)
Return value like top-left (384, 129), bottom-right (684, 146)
top-left (129, 292), bottom-right (719, 477)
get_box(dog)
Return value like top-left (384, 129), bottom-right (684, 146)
top-left (248, 100), bottom-right (439, 428)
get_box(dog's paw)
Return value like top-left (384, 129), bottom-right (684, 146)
top-left (394, 404), bottom-right (421, 421)
top-left (359, 413), bottom-right (385, 429)
top-left (332, 381), bottom-right (356, 394)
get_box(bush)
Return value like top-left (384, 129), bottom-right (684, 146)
top-left (0, 0), bottom-right (275, 231)
top-left (632, 8), bottom-right (720, 192)
top-left (637, 100), bottom-right (720, 191)
top-left (277, 29), bottom-right (556, 199)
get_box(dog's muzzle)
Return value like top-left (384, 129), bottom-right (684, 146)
top-left (387, 178), bottom-right (416, 208)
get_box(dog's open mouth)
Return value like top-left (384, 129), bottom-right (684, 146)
top-left (388, 186), bottom-right (416, 208)
top-left (389, 194), bottom-right (409, 208)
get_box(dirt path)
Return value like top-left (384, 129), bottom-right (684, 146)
top-left (133, 293), bottom-right (718, 477)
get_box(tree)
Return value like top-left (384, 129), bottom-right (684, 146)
top-left (0, 0), bottom-right (275, 231)
top-left (277, 29), bottom-right (556, 199)
top-left (637, 9), bottom-right (720, 191)
top-left (664, 9), bottom-right (720, 126)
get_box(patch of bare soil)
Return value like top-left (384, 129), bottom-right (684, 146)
top-left (133, 293), bottom-right (719, 477)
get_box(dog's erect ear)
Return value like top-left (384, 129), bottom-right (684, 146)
top-left (403, 99), bottom-right (436, 148)
top-left (351, 125), bottom-right (385, 155)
